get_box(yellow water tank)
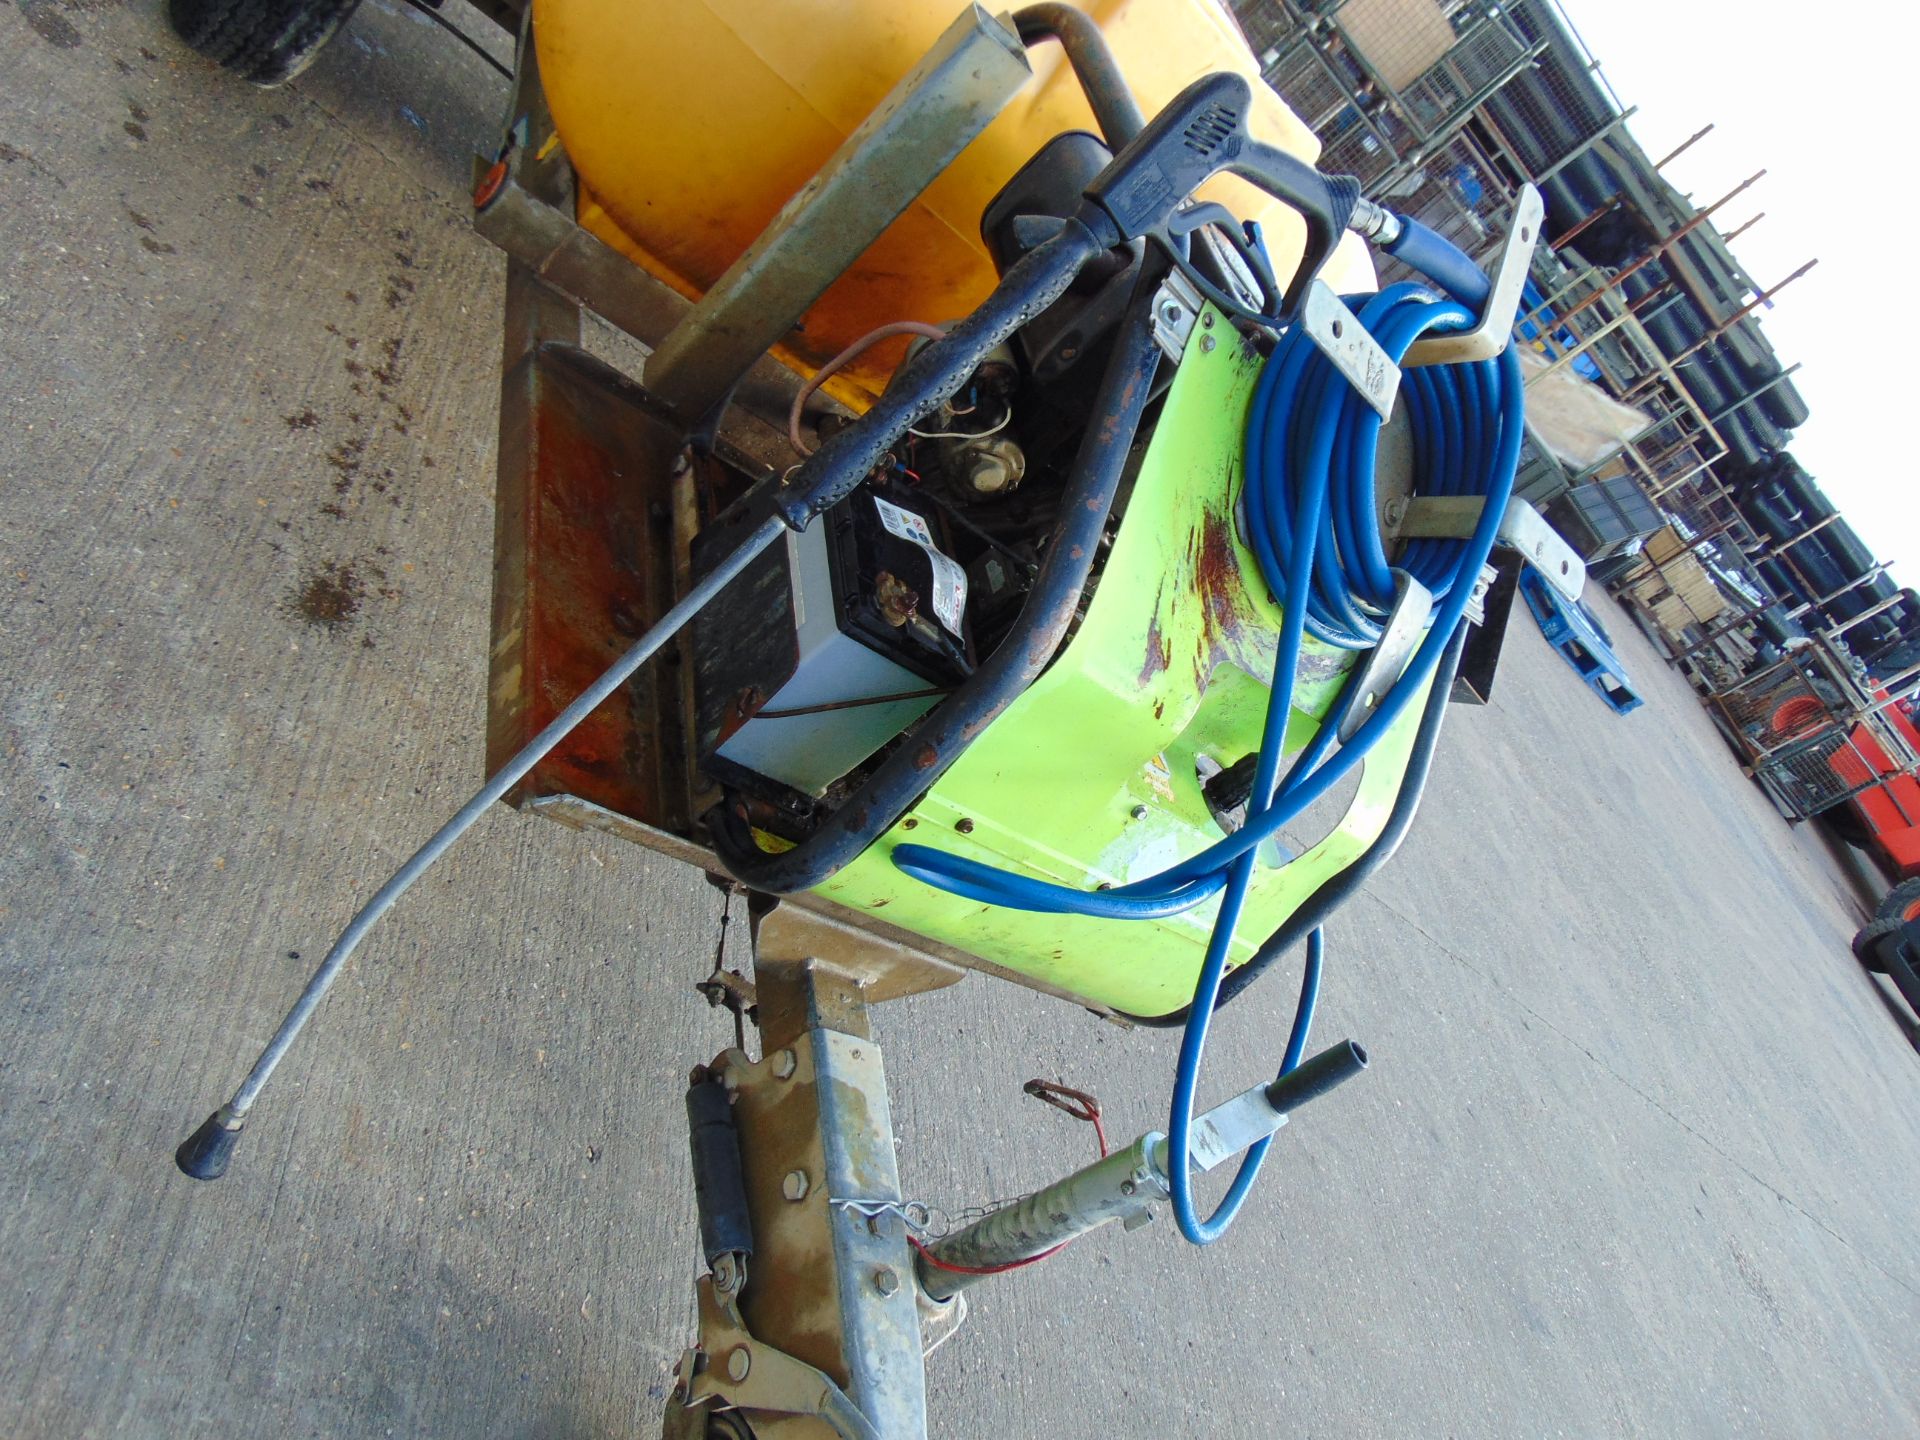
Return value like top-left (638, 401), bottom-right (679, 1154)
top-left (532, 0), bottom-right (1371, 402)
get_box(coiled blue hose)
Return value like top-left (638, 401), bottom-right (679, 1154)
top-left (894, 239), bottom-right (1524, 1244)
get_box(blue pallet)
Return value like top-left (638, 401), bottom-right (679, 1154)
top-left (1518, 567), bottom-right (1642, 715)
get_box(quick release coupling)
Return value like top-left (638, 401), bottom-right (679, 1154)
top-left (1348, 197), bottom-right (1403, 246)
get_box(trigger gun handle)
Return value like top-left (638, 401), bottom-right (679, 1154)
top-left (1079, 72), bottom-right (1359, 320)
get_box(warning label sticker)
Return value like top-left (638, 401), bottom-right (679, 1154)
top-left (873, 496), bottom-right (969, 638)
top-left (1143, 752), bottom-right (1176, 803)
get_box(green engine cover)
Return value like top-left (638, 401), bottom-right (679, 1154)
top-left (813, 316), bottom-right (1429, 1017)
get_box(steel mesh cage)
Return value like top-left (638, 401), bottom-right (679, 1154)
top-left (1751, 728), bottom-right (1873, 821)
top-left (1699, 642), bottom-right (1920, 820)
top-left (1711, 659), bottom-right (1832, 753)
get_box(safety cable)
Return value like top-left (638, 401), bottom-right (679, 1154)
top-left (891, 223), bottom-right (1524, 1244)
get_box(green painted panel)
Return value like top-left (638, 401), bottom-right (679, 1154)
top-left (813, 314), bottom-right (1428, 1016)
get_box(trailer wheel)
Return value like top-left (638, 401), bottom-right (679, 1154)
top-left (168, 0), bottom-right (364, 86)
top-left (1852, 918), bottom-right (1900, 972)
top-left (1874, 877), bottom-right (1920, 927)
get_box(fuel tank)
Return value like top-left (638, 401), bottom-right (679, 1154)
top-left (531, 0), bottom-right (1372, 404)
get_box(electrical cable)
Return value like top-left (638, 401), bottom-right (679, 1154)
top-left (907, 402), bottom-right (1013, 442)
top-left (890, 227), bottom-right (1523, 1244)
top-left (787, 321), bottom-right (949, 455)
top-left (908, 1235), bottom-right (1068, 1276)
top-left (708, 258), bottom-right (1162, 895)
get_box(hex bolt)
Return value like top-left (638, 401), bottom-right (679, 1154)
top-left (771, 1048), bottom-right (797, 1081)
top-left (782, 1169), bottom-right (810, 1202)
top-left (726, 1346), bottom-right (751, 1383)
top-left (872, 1266), bottom-right (900, 1298)
top-left (1120, 1180), bottom-right (1136, 1196)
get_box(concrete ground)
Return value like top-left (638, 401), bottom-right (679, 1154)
top-left (3, 4), bottom-right (1917, 1437)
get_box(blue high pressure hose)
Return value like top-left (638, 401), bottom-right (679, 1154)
top-left (894, 216), bottom-right (1524, 1243)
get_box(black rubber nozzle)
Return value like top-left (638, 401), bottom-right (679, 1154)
top-left (1265, 1039), bottom-right (1368, 1115)
top-left (175, 1109), bottom-right (243, 1180)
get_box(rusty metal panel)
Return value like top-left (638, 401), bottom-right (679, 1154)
top-left (487, 327), bottom-right (696, 829)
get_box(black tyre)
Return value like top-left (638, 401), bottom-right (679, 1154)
top-left (1874, 877), bottom-right (1920, 927)
top-left (1819, 803), bottom-right (1873, 850)
top-left (1852, 918), bottom-right (1900, 972)
top-left (168, 0), bottom-right (364, 86)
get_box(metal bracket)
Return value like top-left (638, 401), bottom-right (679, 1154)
top-left (1462, 562), bottom-right (1497, 628)
top-left (1402, 184), bottom-right (1544, 368)
top-left (644, 3), bottom-right (1033, 420)
top-left (672, 964), bottom-right (928, 1437)
top-left (1300, 280), bottom-right (1399, 420)
top-left (1339, 571), bottom-right (1433, 742)
top-left (1498, 494), bottom-right (1586, 598)
top-left (1149, 269), bottom-right (1205, 362)
top-left (1453, 550), bottom-right (1524, 707)
top-left (754, 903), bottom-right (965, 1008)
top-left (1386, 496), bottom-right (1586, 603)
top-left (671, 1275), bottom-right (881, 1440)
top-left (1186, 1083), bottom-right (1289, 1172)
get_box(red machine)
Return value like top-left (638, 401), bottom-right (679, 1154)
top-left (1830, 694), bottom-right (1920, 883)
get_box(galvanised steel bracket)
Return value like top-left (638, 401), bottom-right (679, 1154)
top-left (642, 4), bottom-right (1034, 422)
top-left (1402, 184), bottom-right (1545, 368)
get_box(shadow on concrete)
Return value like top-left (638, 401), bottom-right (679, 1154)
top-left (1804, 817), bottom-right (1890, 921)
top-left (1861, 971), bottom-right (1920, 1053)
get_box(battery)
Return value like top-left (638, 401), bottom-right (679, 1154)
top-left (691, 486), bottom-right (972, 798)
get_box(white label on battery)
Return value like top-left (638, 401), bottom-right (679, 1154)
top-left (873, 496), bottom-right (969, 638)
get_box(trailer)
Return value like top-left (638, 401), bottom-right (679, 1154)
top-left (165, 3), bottom-right (1586, 1434)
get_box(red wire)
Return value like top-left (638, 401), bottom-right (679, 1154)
top-left (909, 1235), bottom-right (1067, 1275)
top-left (912, 1082), bottom-right (1109, 1276)
top-left (1024, 1080), bottom-right (1108, 1157)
